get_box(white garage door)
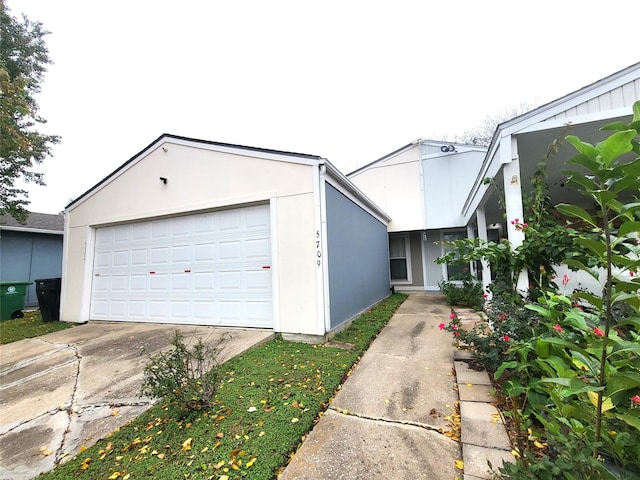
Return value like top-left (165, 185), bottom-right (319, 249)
top-left (90, 205), bottom-right (272, 327)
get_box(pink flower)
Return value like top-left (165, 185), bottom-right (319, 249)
top-left (454, 331), bottom-right (460, 337)
top-left (452, 324), bottom-right (459, 330)
top-left (449, 313), bottom-right (456, 319)
top-left (438, 323), bottom-right (445, 330)
top-left (503, 335), bottom-right (511, 341)
top-left (553, 324), bottom-right (563, 333)
top-left (482, 293), bottom-right (488, 299)
top-left (632, 395), bottom-right (640, 404)
top-left (594, 327), bottom-right (605, 337)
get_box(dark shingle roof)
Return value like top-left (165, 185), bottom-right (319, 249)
top-left (0, 212), bottom-right (64, 232)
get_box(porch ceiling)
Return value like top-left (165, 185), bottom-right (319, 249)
top-left (480, 115), bottom-right (636, 226)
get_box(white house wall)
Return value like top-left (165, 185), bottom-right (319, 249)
top-left (348, 146), bottom-right (424, 232)
top-left (62, 140), bottom-right (320, 335)
top-left (422, 150), bottom-right (485, 229)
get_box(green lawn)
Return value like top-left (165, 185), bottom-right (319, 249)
top-left (38, 294), bottom-right (407, 480)
top-left (0, 310), bottom-right (74, 344)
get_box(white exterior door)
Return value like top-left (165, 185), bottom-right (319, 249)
top-left (90, 205), bottom-right (272, 327)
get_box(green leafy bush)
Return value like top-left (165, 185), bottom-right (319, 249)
top-left (140, 331), bottom-right (225, 412)
top-left (438, 273), bottom-right (484, 310)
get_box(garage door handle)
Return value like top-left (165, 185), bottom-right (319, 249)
top-left (262, 266), bottom-right (271, 269)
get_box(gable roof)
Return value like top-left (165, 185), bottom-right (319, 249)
top-left (65, 134), bottom-right (326, 210)
top-left (0, 212), bottom-right (64, 234)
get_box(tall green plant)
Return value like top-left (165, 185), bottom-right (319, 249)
top-left (555, 102), bottom-right (640, 454)
top-left (495, 101), bottom-right (640, 477)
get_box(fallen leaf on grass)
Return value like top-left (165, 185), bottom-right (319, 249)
top-left (291, 418), bottom-right (299, 423)
top-left (181, 438), bottom-right (192, 451)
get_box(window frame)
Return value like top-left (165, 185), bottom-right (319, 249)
top-left (440, 229), bottom-right (468, 281)
top-left (389, 234), bottom-right (412, 284)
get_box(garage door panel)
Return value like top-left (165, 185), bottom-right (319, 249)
top-left (219, 270), bottom-right (241, 289)
top-left (246, 238), bottom-right (270, 258)
top-left (246, 269), bottom-right (271, 289)
top-left (90, 205), bottom-right (272, 328)
top-left (219, 240), bottom-right (241, 260)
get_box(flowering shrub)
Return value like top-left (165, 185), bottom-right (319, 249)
top-left (441, 294), bottom-right (545, 370)
top-left (442, 101), bottom-right (640, 477)
top-left (494, 102), bottom-right (640, 477)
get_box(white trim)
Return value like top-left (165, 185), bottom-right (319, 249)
top-left (389, 234), bottom-right (412, 284)
top-left (270, 197), bottom-right (281, 333)
top-left (164, 137), bottom-right (323, 166)
top-left (514, 106), bottom-right (633, 134)
top-left (313, 166), bottom-right (327, 336)
top-left (421, 232), bottom-right (428, 292)
top-left (81, 226), bottom-right (95, 321)
top-left (319, 167), bottom-right (331, 333)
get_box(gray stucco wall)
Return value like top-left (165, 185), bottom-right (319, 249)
top-left (325, 183), bottom-right (390, 329)
top-left (0, 231), bottom-right (63, 306)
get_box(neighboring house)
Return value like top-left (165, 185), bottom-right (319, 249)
top-left (462, 62), bottom-right (640, 294)
top-left (347, 141), bottom-right (488, 291)
top-left (0, 212), bottom-right (64, 306)
top-left (62, 134), bottom-right (391, 342)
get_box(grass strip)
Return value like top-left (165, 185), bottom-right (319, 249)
top-left (0, 310), bottom-right (73, 344)
top-left (38, 293), bottom-right (407, 480)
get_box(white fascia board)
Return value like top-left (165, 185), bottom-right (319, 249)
top-left (164, 136), bottom-right (323, 166)
top-left (323, 160), bottom-right (392, 224)
top-left (347, 143), bottom-right (415, 178)
top-left (0, 226), bottom-right (63, 235)
top-left (514, 106), bottom-right (634, 135)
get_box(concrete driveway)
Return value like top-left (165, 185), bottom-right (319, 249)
top-left (0, 322), bottom-right (273, 480)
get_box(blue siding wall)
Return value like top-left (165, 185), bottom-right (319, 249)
top-left (0, 231), bottom-right (63, 306)
top-left (325, 183), bottom-right (390, 329)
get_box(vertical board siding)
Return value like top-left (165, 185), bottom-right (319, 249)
top-left (409, 232), bottom-right (424, 287)
top-left (325, 183), bottom-right (390, 329)
top-left (549, 79), bottom-right (640, 121)
top-left (0, 231), bottom-right (63, 306)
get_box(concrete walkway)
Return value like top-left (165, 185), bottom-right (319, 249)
top-left (281, 293), bottom-right (513, 480)
top-left (0, 323), bottom-right (273, 480)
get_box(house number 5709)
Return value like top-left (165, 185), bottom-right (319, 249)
top-left (316, 230), bottom-right (322, 267)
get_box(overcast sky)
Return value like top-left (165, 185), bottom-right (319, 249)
top-left (8, 0), bottom-right (639, 214)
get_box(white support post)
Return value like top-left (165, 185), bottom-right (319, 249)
top-left (503, 137), bottom-right (529, 294)
top-left (476, 207), bottom-right (492, 295)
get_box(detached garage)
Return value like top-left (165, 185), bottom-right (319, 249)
top-left (62, 134), bottom-right (391, 341)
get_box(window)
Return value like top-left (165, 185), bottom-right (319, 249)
top-left (442, 230), bottom-right (467, 280)
top-left (389, 235), bottom-right (411, 282)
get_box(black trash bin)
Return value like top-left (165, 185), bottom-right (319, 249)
top-left (35, 278), bottom-right (62, 322)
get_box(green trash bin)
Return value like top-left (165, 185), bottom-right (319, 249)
top-left (0, 281), bottom-right (32, 321)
